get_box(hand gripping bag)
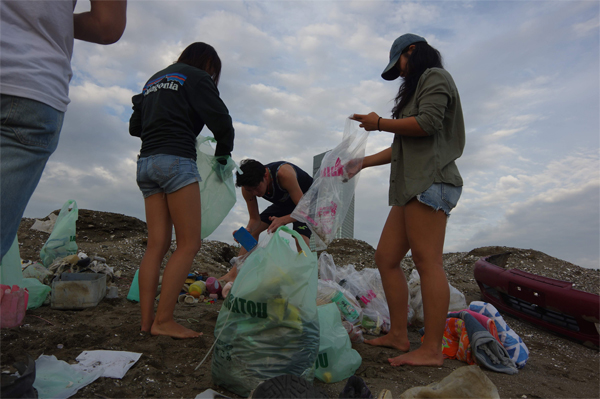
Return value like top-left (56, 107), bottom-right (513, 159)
top-left (211, 226), bottom-right (320, 397)
top-left (196, 135), bottom-right (237, 239)
top-left (292, 117), bottom-right (369, 249)
top-left (315, 303), bottom-right (362, 383)
top-left (40, 200), bottom-right (78, 267)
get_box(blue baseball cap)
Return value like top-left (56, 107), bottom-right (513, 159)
top-left (381, 33), bottom-right (427, 80)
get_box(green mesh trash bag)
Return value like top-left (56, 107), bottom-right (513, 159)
top-left (196, 135), bottom-right (237, 239)
top-left (40, 200), bottom-right (78, 267)
top-left (211, 226), bottom-right (320, 397)
top-left (314, 303), bottom-right (362, 383)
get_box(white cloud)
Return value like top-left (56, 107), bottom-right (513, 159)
top-left (18, 0), bottom-right (599, 271)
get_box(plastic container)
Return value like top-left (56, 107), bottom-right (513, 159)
top-left (51, 273), bottom-right (107, 309)
top-left (188, 280), bottom-right (206, 297)
top-left (0, 285), bottom-right (29, 328)
top-left (205, 277), bottom-right (222, 297)
top-left (331, 291), bottom-right (360, 324)
top-left (127, 269), bottom-right (140, 302)
top-left (233, 227), bottom-right (258, 252)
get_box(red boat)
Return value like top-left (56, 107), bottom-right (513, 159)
top-left (474, 252), bottom-right (600, 347)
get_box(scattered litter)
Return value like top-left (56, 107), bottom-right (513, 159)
top-left (30, 212), bottom-right (58, 234)
top-left (73, 350), bottom-right (142, 379)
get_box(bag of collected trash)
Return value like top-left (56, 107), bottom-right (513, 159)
top-left (211, 226), bottom-right (319, 397)
top-left (0, 236), bottom-right (51, 310)
top-left (292, 117), bottom-right (369, 249)
top-left (362, 298), bottom-right (391, 335)
top-left (316, 279), bottom-right (362, 324)
top-left (22, 262), bottom-right (53, 285)
top-left (0, 284), bottom-right (28, 328)
top-left (318, 251), bottom-right (337, 281)
top-left (196, 135), bottom-right (237, 239)
top-left (408, 269), bottom-right (466, 326)
top-left (315, 303), bottom-right (362, 383)
top-left (399, 365), bottom-right (500, 399)
top-left (40, 200), bottom-right (78, 267)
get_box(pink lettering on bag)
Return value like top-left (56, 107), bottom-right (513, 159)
top-left (321, 158), bottom-right (344, 177)
top-left (317, 201), bottom-right (337, 217)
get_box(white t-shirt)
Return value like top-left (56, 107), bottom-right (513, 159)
top-left (0, 0), bottom-right (77, 112)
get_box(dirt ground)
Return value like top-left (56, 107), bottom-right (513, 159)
top-left (2, 209), bottom-right (599, 399)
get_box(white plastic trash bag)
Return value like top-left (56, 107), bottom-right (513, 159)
top-left (292, 117), bottom-right (369, 249)
top-left (408, 269), bottom-right (466, 326)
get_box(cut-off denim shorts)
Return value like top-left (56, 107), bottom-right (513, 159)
top-left (136, 154), bottom-right (201, 198)
top-left (415, 183), bottom-right (462, 216)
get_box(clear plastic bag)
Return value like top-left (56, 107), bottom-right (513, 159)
top-left (292, 118), bottom-right (369, 249)
top-left (196, 135), bottom-right (237, 239)
top-left (408, 269), bottom-right (466, 326)
top-left (317, 279), bottom-right (363, 325)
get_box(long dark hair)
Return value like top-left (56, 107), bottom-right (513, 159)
top-left (392, 42), bottom-right (443, 119)
top-left (177, 42), bottom-right (222, 86)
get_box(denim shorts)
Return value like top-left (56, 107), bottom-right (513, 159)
top-left (415, 183), bottom-right (462, 216)
top-left (136, 154), bottom-right (201, 198)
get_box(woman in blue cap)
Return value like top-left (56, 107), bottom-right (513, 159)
top-left (350, 34), bottom-right (465, 366)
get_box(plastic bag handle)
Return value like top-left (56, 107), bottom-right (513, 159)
top-left (274, 225), bottom-right (312, 255)
top-left (55, 199), bottom-right (77, 226)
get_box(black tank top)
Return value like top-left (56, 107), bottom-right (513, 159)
top-left (263, 162), bottom-right (313, 205)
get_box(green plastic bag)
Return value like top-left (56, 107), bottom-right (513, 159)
top-left (315, 303), bottom-right (362, 383)
top-left (211, 226), bottom-right (320, 397)
top-left (1, 236), bottom-right (50, 309)
top-left (196, 136), bottom-right (237, 239)
top-left (40, 200), bottom-right (78, 267)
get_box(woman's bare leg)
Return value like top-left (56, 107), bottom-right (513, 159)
top-left (365, 206), bottom-right (411, 352)
top-left (389, 199), bottom-right (448, 366)
top-left (139, 193), bottom-right (172, 332)
top-left (151, 183), bottom-right (202, 339)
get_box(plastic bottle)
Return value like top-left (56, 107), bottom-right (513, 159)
top-left (205, 277), bottom-right (222, 297)
top-left (331, 291), bottom-right (360, 324)
top-left (127, 269), bottom-right (140, 302)
top-left (188, 280), bottom-right (206, 298)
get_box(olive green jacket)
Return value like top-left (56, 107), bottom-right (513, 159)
top-left (389, 67), bottom-right (465, 206)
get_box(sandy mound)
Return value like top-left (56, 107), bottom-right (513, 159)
top-left (2, 209), bottom-right (598, 398)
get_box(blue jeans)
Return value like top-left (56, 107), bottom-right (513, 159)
top-left (1, 94), bottom-right (64, 260)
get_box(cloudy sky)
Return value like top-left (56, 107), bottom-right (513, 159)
top-left (23, 0), bottom-right (599, 269)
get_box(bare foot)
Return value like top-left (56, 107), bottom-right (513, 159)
top-left (364, 333), bottom-right (410, 351)
top-left (151, 320), bottom-right (202, 339)
top-left (141, 318), bottom-right (154, 333)
top-left (388, 347), bottom-right (444, 367)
